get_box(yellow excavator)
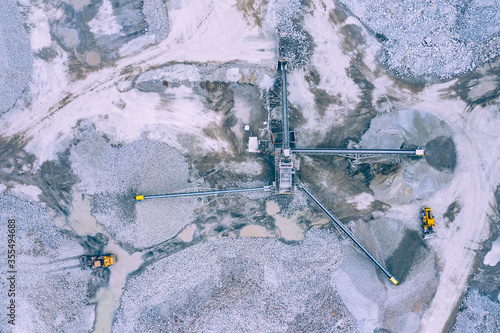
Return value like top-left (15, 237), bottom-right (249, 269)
top-left (421, 207), bottom-right (436, 239)
top-left (81, 254), bottom-right (116, 269)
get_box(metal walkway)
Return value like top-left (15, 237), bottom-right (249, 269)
top-left (299, 183), bottom-right (399, 285)
top-left (136, 186), bottom-right (274, 201)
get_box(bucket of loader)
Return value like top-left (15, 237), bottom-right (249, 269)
top-left (423, 232), bottom-right (436, 240)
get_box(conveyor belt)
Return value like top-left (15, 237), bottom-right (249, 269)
top-left (299, 183), bottom-right (399, 285)
top-left (292, 148), bottom-right (424, 156)
top-left (281, 61), bottom-right (290, 150)
top-left (136, 186), bottom-right (273, 201)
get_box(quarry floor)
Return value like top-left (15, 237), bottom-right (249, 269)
top-left (0, 0), bottom-right (499, 332)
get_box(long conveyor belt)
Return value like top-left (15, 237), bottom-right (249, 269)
top-left (281, 61), bottom-right (290, 150)
top-left (299, 183), bottom-right (399, 285)
top-left (136, 186), bottom-right (273, 201)
top-left (292, 148), bottom-right (424, 156)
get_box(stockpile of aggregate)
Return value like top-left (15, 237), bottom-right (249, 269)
top-left (339, 0), bottom-right (500, 78)
top-left (0, 0), bottom-right (32, 112)
top-left (142, 0), bottom-right (170, 42)
top-left (70, 128), bottom-right (199, 249)
top-left (114, 229), bottom-right (358, 332)
top-left (272, 0), bottom-right (312, 68)
top-left (452, 289), bottom-right (500, 332)
top-left (0, 193), bottom-right (93, 333)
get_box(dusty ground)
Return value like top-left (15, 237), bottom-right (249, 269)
top-left (0, 0), bottom-right (499, 332)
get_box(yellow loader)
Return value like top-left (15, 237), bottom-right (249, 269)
top-left (81, 254), bottom-right (116, 269)
top-left (421, 207), bottom-right (436, 239)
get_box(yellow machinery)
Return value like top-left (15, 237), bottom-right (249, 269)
top-left (81, 254), bottom-right (116, 269)
top-left (421, 207), bottom-right (436, 239)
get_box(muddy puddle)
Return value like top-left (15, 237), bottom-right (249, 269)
top-left (46, 0), bottom-right (169, 78)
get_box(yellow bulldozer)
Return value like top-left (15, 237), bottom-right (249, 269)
top-left (81, 254), bottom-right (116, 269)
top-left (421, 207), bottom-right (436, 239)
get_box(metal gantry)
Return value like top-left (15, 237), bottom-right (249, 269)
top-left (136, 32), bottom-right (427, 286)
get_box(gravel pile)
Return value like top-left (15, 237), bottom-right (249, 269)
top-left (113, 230), bottom-right (358, 332)
top-left (0, 194), bottom-right (93, 333)
top-left (452, 289), bottom-right (500, 332)
top-left (339, 0), bottom-right (500, 78)
top-left (0, 0), bottom-right (32, 112)
top-left (359, 109), bottom-right (454, 203)
top-left (275, 189), bottom-right (309, 218)
top-left (274, 0), bottom-right (312, 68)
top-left (70, 128), bottom-right (199, 248)
top-left (142, 0), bottom-right (170, 42)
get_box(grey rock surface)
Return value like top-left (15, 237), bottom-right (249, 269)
top-left (0, 0), bottom-right (32, 112)
top-left (339, 0), bottom-right (500, 78)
